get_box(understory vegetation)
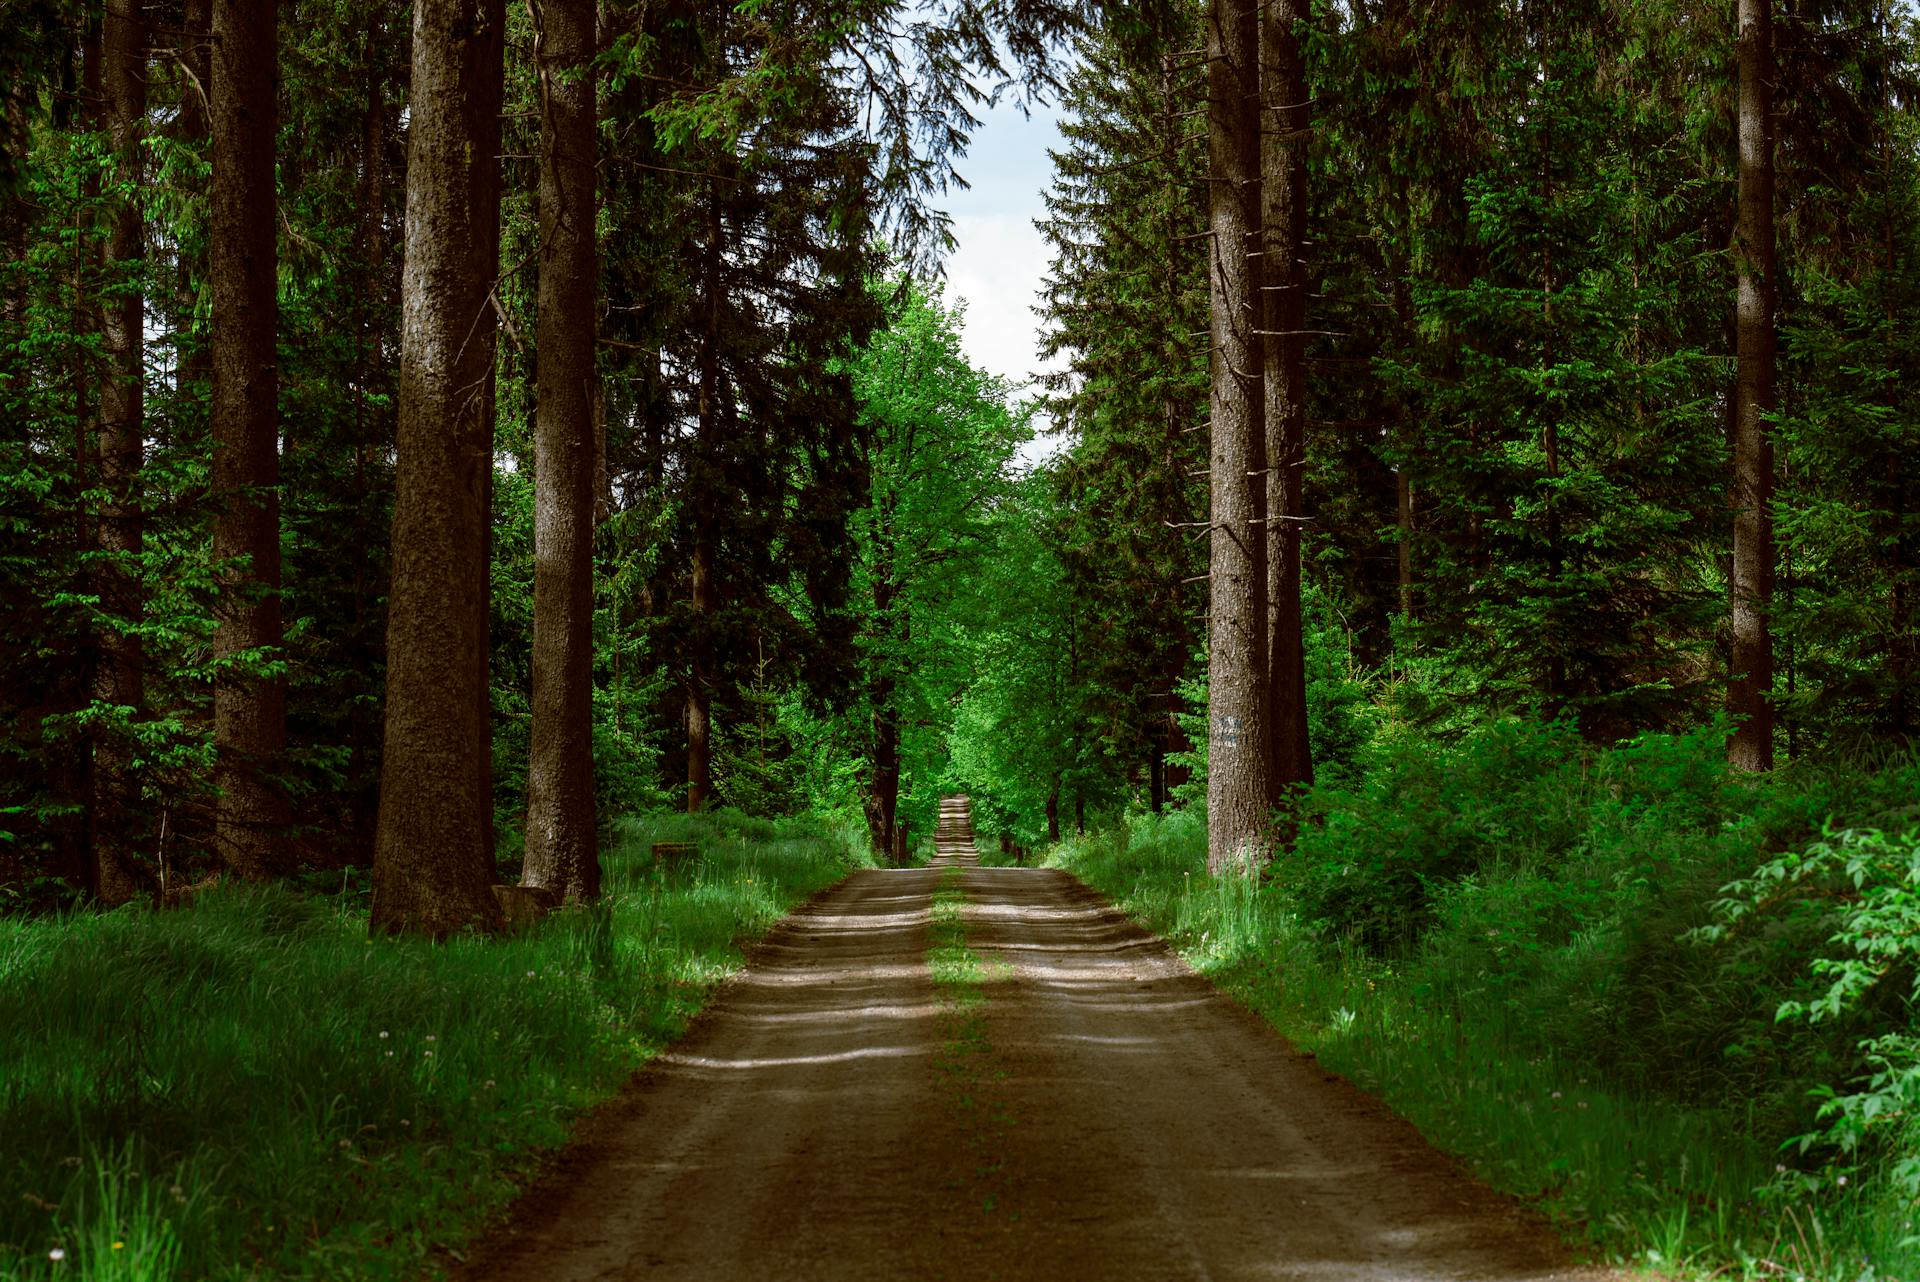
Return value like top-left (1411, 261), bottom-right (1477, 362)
top-left (0, 813), bottom-right (867, 1280)
top-left (1049, 723), bottom-right (1920, 1281)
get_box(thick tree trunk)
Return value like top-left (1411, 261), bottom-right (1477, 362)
top-left (371, 0), bottom-right (508, 935)
top-left (211, 0), bottom-right (288, 880)
top-left (522, 0), bottom-right (600, 902)
top-left (1260, 0), bottom-right (1313, 807)
top-left (90, 0), bottom-right (147, 902)
top-left (1046, 778), bottom-right (1061, 844)
top-left (1205, 0), bottom-right (1270, 873)
top-left (1728, 0), bottom-right (1776, 772)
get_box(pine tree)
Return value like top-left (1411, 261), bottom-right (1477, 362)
top-left (211, 0), bottom-right (289, 879)
top-left (1204, 0), bottom-right (1271, 871)
top-left (371, 0), bottom-right (509, 935)
top-left (522, 0), bottom-right (602, 902)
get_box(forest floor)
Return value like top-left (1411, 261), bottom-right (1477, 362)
top-left (454, 798), bottom-right (1623, 1281)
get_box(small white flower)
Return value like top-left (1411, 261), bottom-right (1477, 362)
top-left (1550, 1091), bottom-right (1562, 1100)
top-left (484, 1080), bottom-right (496, 1089)
top-left (48, 1248), bottom-right (66, 1262)
top-left (527, 971), bottom-right (536, 978)
top-left (425, 1034), bottom-right (437, 1042)
top-left (423, 1050), bottom-right (434, 1058)
top-left (1837, 1175), bottom-right (1847, 1187)
top-left (378, 1031), bottom-right (389, 1040)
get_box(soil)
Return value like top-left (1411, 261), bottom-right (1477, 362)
top-left (454, 798), bottom-right (1620, 1281)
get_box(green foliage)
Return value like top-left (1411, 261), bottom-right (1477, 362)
top-left (1050, 748), bottom-right (1920, 1279)
top-left (1704, 826), bottom-right (1920, 1202)
top-left (0, 812), bottom-right (868, 1279)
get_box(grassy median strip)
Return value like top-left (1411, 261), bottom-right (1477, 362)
top-left (928, 866), bottom-right (1016, 1217)
top-left (0, 811), bottom-right (866, 1281)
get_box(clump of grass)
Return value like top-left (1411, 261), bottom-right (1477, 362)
top-left (1048, 801), bottom-right (1918, 1282)
top-left (0, 810), bottom-right (867, 1280)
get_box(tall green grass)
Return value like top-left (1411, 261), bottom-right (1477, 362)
top-left (0, 810), bottom-right (867, 1280)
top-left (1049, 794), bottom-right (1917, 1282)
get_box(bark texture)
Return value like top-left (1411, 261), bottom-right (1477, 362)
top-left (91, 0), bottom-right (148, 902)
top-left (1205, 0), bottom-right (1271, 873)
top-left (371, 0), bottom-right (507, 935)
top-left (1729, 0), bottom-right (1776, 772)
top-left (1260, 0), bottom-right (1313, 805)
top-left (211, 0), bottom-right (288, 879)
top-left (522, 0), bottom-right (601, 903)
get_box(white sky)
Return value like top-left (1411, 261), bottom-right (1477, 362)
top-left (936, 89), bottom-right (1071, 467)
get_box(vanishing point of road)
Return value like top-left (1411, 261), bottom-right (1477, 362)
top-left (457, 796), bottom-right (1614, 1281)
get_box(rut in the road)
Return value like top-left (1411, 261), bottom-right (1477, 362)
top-left (457, 796), bottom-right (1613, 1282)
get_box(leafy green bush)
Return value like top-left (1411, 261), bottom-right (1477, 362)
top-left (1702, 825), bottom-right (1920, 1201)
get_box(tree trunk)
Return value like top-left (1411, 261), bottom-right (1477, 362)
top-left (1396, 471), bottom-right (1413, 618)
top-left (1260, 0), bottom-right (1313, 808)
top-left (1046, 777), bottom-right (1061, 844)
top-left (522, 0), bottom-right (600, 902)
top-left (347, 30), bottom-right (387, 854)
top-left (211, 0), bottom-right (288, 880)
top-left (868, 694), bottom-right (899, 854)
top-left (173, 0), bottom-right (212, 401)
top-left (685, 189), bottom-right (721, 814)
top-left (686, 531), bottom-right (713, 811)
top-left (371, 0), bottom-right (508, 935)
top-left (1728, 0), bottom-right (1776, 772)
top-left (1205, 0), bottom-right (1270, 873)
top-left (90, 0), bottom-right (147, 902)
top-left (1148, 722), bottom-right (1166, 814)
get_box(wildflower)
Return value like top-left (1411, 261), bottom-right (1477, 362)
top-left (170, 1185), bottom-right (186, 1202)
top-left (112, 1243), bottom-right (124, 1251)
top-left (338, 1139), bottom-right (351, 1149)
top-left (425, 1034), bottom-right (437, 1042)
top-left (1550, 1091), bottom-right (1562, 1100)
top-left (484, 1080), bottom-right (496, 1089)
top-left (378, 1031), bottom-right (389, 1040)
top-left (400, 1119), bottom-right (410, 1127)
top-left (423, 1050), bottom-right (434, 1058)
top-left (48, 1249), bottom-right (65, 1262)
top-left (1577, 1101), bottom-right (1588, 1110)
top-left (1837, 1175), bottom-right (1847, 1187)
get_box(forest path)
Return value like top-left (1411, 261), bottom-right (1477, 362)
top-left (456, 797), bottom-right (1612, 1281)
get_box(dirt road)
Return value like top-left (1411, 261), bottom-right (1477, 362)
top-left (458, 797), bottom-right (1610, 1281)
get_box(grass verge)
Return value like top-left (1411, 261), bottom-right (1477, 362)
top-left (1047, 809), bottom-right (1913, 1282)
top-left (928, 866), bottom-right (1014, 1216)
top-left (0, 810), bottom-right (867, 1281)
